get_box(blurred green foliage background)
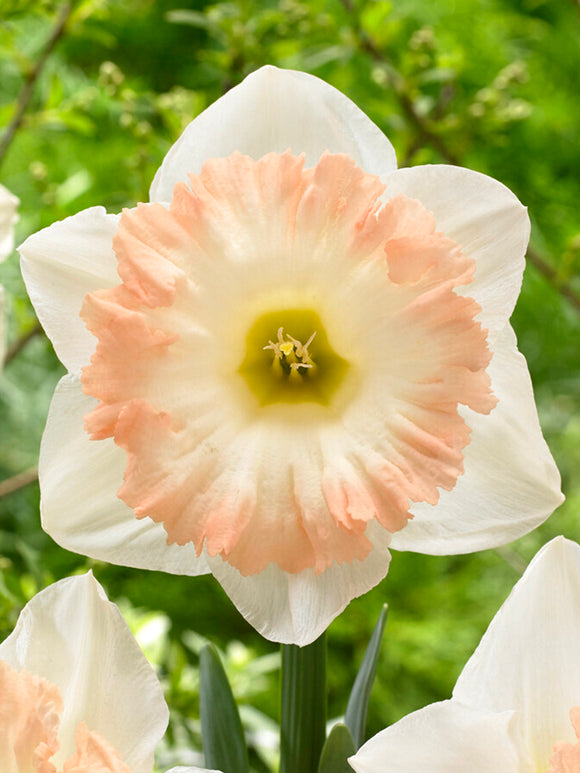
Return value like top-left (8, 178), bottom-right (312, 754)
top-left (0, 0), bottom-right (579, 770)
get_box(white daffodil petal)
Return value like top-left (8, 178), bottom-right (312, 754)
top-left (150, 65), bottom-right (397, 202)
top-left (391, 324), bottom-right (563, 554)
top-left (0, 573), bottom-right (168, 773)
top-left (19, 206), bottom-right (120, 374)
top-left (208, 521), bottom-right (392, 646)
top-left (165, 769), bottom-right (222, 773)
top-left (383, 164), bottom-right (529, 342)
top-left (453, 537), bottom-right (580, 771)
top-left (0, 183), bottom-right (19, 262)
top-left (40, 374), bottom-right (208, 576)
top-left (349, 700), bottom-right (519, 773)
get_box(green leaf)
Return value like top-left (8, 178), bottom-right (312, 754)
top-left (199, 642), bottom-right (249, 773)
top-left (280, 634), bottom-right (327, 773)
top-left (317, 723), bottom-right (356, 773)
top-left (345, 604), bottom-right (388, 749)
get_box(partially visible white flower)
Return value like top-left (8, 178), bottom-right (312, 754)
top-left (0, 572), bottom-right (188, 773)
top-left (0, 183), bottom-right (18, 261)
top-left (19, 65), bottom-right (563, 646)
top-left (350, 537), bottom-right (580, 773)
top-left (0, 183), bottom-right (19, 369)
top-left (170, 770), bottom-right (221, 773)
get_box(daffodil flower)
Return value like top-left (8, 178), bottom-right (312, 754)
top-left (19, 66), bottom-right (562, 645)
top-left (0, 182), bottom-right (19, 369)
top-left (0, 571), bottom-right (201, 773)
top-left (350, 537), bottom-right (580, 773)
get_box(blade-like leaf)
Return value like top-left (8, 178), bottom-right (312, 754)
top-left (345, 604), bottom-right (389, 749)
top-left (280, 634), bottom-right (327, 773)
top-left (317, 723), bottom-right (356, 773)
top-left (199, 643), bottom-right (249, 773)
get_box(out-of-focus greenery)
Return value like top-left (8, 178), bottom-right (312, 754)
top-left (0, 0), bottom-right (579, 770)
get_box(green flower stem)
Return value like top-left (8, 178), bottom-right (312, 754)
top-left (280, 633), bottom-right (327, 773)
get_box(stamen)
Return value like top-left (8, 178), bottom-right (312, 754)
top-left (287, 331), bottom-right (317, 359)
top-left (263, 327), bottom-right (317, 379)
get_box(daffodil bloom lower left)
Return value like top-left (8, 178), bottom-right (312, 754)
top-left (19, 66), bottom-right (563, 645)
top-left (350, 537), bottom-right (580, 773)
top-left (0, 572), bottom-right (196, 773)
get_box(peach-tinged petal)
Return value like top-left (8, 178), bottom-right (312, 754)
top-left (349, 700), bottom-right (519, 773)
top-left (391, 325), bottom-right (563, 554)
top-left (112, 399), bottom-right (375, 577)
top-left (208, 520), bottom-right (392, 645)
top-left (0, 660), bottom-right (62, 773)
top-left (62, 723), bottom-right (131, 773)
top-left (453, 538), bottom-right (580, 771)
top-left (383, 165), bottom-right (530, 342)
top-left (151, 65), bottom-right (397, 202)
top-left (0, 573), bottom-right (168, 773)
top-left (19, 207), bottom-right (120, 374)
top-left (81, 287), bottom-right (179, 417)
top-left (546, 708), bottom-right (580, 773)
top-left (39, 375), bottom-right (207, 576)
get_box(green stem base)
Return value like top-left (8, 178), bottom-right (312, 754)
top-left (280, 633), bottom-right (327, 773)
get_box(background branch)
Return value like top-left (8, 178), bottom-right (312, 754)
top-left (0, 467), bottom-right (38, 499)
top-left (340, 0), bottom-right (580, 315)
top-left (0, 2), bottom-right (74, 171)
top-left (4, 322), bottom-right (43, 366)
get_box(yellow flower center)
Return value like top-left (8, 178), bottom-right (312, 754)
top-left (239, 308), bottom-right (349, 406)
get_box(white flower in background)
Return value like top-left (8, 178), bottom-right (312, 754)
top-left (350, 537), bottom-right (580, 773)
top-left (0, 182), bottom-right (19, 369)
top-left (0, 571), bottom-right (202, 773)
top-left (19, 65), bottom-right (562, 645)
top-left (0, 183), bottom-right (19, 260)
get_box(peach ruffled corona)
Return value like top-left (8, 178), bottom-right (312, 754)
top-left (80, 151), bottom-right (495, 578)
top-left (0, 661), bottom-right (130, 773)
top-left (547, 708), bottom-right (580, 773)
top-left (19, 65), bottom-right (563, 644)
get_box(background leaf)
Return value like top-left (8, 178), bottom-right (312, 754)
top-left (345, 604), bottom-right (389, 749)
top-left (200, 642), bottom-right (250, 773)
top-left (317, 723), bottom-right (356, 773)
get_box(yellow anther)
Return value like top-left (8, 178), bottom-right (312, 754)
top-left (240, 308), bottom-right (349, 406)
top-left (263, 326), bottom-right (317, 379)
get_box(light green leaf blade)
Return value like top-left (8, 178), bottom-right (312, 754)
top-left (317, 723), bottom-right (356, 773)
top-left (199, 642), bottom-right (249, 773)
top-left (345, 604), bottom-right (389, 749)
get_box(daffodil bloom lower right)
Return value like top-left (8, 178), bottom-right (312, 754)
top-left (350, 536), bottom-right (580, 773)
